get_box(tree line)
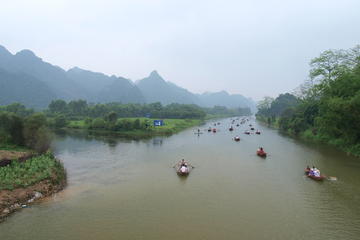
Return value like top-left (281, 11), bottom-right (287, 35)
top-left (256, 45), bottom-right (360, 155)
top-left (1, 101), bottom-right (251, 145)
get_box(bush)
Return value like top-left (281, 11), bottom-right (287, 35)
top-left (91, 118), bottom-right (106, 129)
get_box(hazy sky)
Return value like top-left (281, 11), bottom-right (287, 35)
top-left (1, 0), bottom-right (359, 100)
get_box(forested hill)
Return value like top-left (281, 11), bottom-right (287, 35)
top-left (0, 45), bottom-right (255, 110)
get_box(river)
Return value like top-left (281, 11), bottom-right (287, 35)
top-left (1, 117), bottom-right (360, 240)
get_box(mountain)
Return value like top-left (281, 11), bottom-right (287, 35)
top-left (0, 45), bottom-right (145, 107)
top-left (0, 68), bottom-right (56, 108)
top-left (198, 91), bottom-right (256, 111)
top-left (0, 44), bottom-right (255, 111)
top-left (0, 48), bottom-right (85, 100)
top-left (136, 71), bottom-right (255, 110)
top-left (67, 67), bottom-right (145, 103)
top-left (136, 71), bottom-right (200, 105)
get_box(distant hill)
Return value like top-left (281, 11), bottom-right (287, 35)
top-left (198, 91), bottom-right (256, 112)
top-left (0, 46), bottom-right (85, 101)
top-left (0, 68), bottom-right (56, 108)
top-left (0, 44), bottom-right (255, 111)
top-left (136, 71), bottom-right (200, 105)
top-left (67, 67), bottom-right (145, 103)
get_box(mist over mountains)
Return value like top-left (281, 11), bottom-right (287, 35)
top-left (0, 45), bottom-right (255, 111)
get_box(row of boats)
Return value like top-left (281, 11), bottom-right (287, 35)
top-left (187, 118), bottom-right (329, 182)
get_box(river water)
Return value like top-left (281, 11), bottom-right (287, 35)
top-left (1, 117), bottom-right (360, 240)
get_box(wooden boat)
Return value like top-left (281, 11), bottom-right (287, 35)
top-left (257, 150), bottom-right (267, 157)
top-left (255, 131), bottom-right (261, 135)
top-left (208, 128), bottom-right (212, 132)
top-left (305, 168), bottom-right (325, 181)
top-left (177, 166), bottom-right (190, 176)
top-left (229, 127), bottom-right (234, 131)
top-left (236, 124), bottom-right (240, 127)
top-left (234, 137), bottom-right (240, 141)
top-left (307, 174), bottom-right (325, 181)
top-left (250, 127), bottom-right (255, 130)
top-left (212, 128), bottom-right (217, 133)
top-left (244, 131), bottom-right (250, 135)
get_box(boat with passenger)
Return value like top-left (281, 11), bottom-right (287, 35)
top-left (256, 147), bottom-right (267, 157)
top-left (175, 159), bottom-right (194, 176)
top-left (305, 166), bottom-right (325, 181)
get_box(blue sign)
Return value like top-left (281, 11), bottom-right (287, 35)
top-left (153, 120), bottom-right (164, 126)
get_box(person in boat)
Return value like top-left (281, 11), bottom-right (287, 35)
top-left (258, 147), bottom-right (264, 153)
top-left (305, 165), bottom-right (311, 173)
top-left (313, 166), bottom-right (321, 177)
top-left (180, 159), bottom-right (187, 167)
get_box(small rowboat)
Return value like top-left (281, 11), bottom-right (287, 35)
top-left (177, 166), bottom-right (190, 176)
top-left (244, 131), bottom-right (250, 135)
top-left (229, 127), bottom-right (234, 131)
top-left (305, 168), bottom-right (325, 181)
top-left (250, 127), bottom-right (255, 130)
top-left (212, 128), bottom-right (217, 133)
top-left (234, 137), bottom-right (240, 141)
top-left (307, 174), bottom-right (325, 181)
top-left (257, 150), bottom-right (267, 157)
top-left (255, 131), bottom-right (261, 135)
top-left (208, 128), bottom-right (212, 132)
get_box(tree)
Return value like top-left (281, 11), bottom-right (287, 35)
top-left (68, 100), bottom-right (88, 116)
top-left (105, 111), bottom-right (117, 123)
top-left (49, 100), bottom-right (67, 114)
top-left (53, 114), bottom-right (67, 128)
top-left (309, 49), bottom-right (347, 84)
top-left (133, 119), bottom-right (141, 129)
top-left (23, 113), bottom-right (50, 152)
top-left (257, 96), bottom-right (274, 110)
top-left (0, 112), bottom-right (24, 145)
top-left (4, 103), bottom-right (33, 117)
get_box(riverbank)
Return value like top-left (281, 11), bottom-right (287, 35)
top-left (65, 118), bottom-right (204, 138)
top-left (0, 151), bottom-right (66, 222)
top-left (256, 116), bottom-right (360, 157)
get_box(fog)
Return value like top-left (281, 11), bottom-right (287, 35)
top-left (1, 0), bottom-right (359, 100)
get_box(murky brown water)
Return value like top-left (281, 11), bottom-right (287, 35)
top-left (1, 117), bottom-right (360, 240)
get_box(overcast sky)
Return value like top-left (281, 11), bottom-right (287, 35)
top-left (1, 0), bottom-right (359, 100)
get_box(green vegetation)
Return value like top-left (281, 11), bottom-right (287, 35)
top-left (0, 110), bottom-right (50, 153)
top-left (67, 118), bottom-right (203, 137)
top-left (0, 153), bottom-right (65, 190)
top-left (44, 101), bottom-right (250, 136)
top-left (257, 45), bottom-right (360, 156)
top-left (47, 100), bottom-right (207, 119)
top-left (1, 100), bottom-right (249, 139)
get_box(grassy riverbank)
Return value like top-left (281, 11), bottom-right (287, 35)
top-left (0, 148), bottom-right (66, 221)
top-left (65, 118), bottom-right (204, 137)
top-left (256, 116), bottom-right (360, 157)
top-left (0, 152), bottom-right (66, 190)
